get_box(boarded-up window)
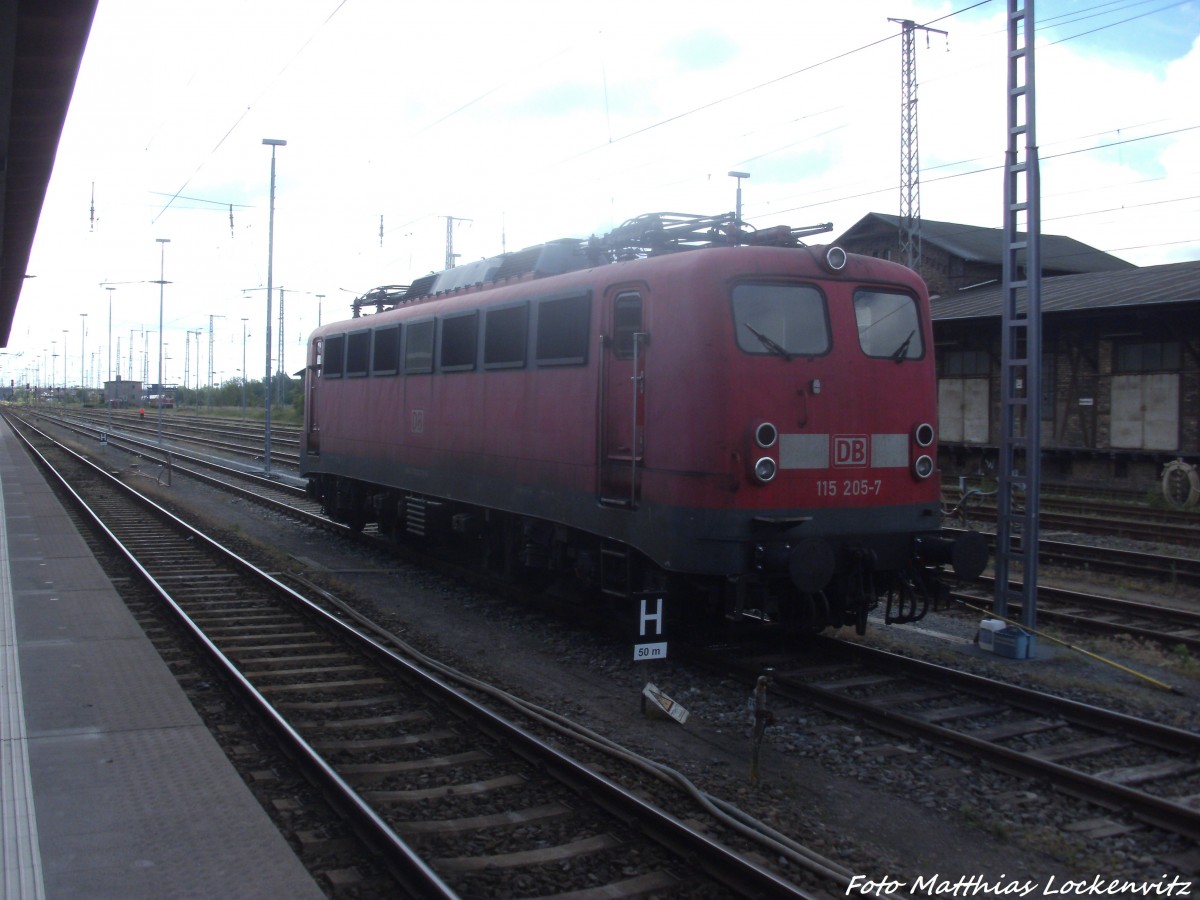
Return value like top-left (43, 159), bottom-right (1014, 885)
top-left (938, 378), bottom-right (989, 444)
top-left (1111, 373), bottom-right (1178, 451)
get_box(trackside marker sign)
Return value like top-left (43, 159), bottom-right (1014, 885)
top-left (642, 683), bottom-right (689, 724)
top-left (632, 593), bottom-right (667, 661)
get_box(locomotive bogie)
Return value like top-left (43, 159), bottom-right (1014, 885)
top-left (302, 226), bottom-right (987, 635)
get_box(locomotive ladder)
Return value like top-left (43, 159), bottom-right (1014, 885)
top-left (994, 0), bottom-right (1042, 639)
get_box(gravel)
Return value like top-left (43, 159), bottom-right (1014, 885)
top-left (123, 454), bottom-right (1200, 897)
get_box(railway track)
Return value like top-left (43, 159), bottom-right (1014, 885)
top-left (25, 408), bottom-right (1200, 659)
top-left (1036, 536), bottom-right (1200, 588)
top-left (57, 407), bottom-right (303, 469)
top-left (950, 578), bottom-right (1200, 654)
top-left (949, 491), bottom-right (1200, 547)
top-left (698, 638), bottom-right (1200, 844)
top-left (7, 413), bottom-right (826, 897)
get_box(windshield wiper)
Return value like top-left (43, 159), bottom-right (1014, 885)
top-left (743, 322), bottom-right (793, 361)
top-left (891, 330), bottom-right (916, 363)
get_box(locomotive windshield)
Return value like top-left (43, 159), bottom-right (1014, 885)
top-left (732, 283), bottom-right (829, 359)
top-left (854, 290), bottom-right (924, 362)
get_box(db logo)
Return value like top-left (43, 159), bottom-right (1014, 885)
top-left (833, 435), bottom-right (868, 467)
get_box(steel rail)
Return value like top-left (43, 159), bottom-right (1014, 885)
top-left (7, 412), bottom-right (814, 899)
top-left (787, 639), bottom-right (1200, 840)
top-left (6, 415), bottom-right (458, 898)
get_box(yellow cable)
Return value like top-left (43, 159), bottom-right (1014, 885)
top-left (953, 597), bottom-right (1183, 695)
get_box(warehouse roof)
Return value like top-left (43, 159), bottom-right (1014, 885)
top-left (838, 212), bottom-right (1135, 275)
top-left (931, 259), bottom-right (1200, 321)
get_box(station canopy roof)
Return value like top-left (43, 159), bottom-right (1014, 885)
top-left (0, 0), bottom-right (98, 347)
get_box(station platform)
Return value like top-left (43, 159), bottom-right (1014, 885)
top-left (0, 420), bottom-right (324, 898)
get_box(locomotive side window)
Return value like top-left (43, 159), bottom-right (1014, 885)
top-left (535, 292), bottom-right (591, 366)
top-left (346, 330), bottom-right (371, 377)
top-left (324, 334), bottom-right (346, 378)
top-left (484, 303), bottom-right (528, 369)
top-left (732, 283), bottom-right (829, 357)
top-left (854, 290), bottom-right (924, 361)
top-left (612, 293), bottom-right (642, 360)
top-left (372, 324), bottom-right (401, 375)
top-left (404, 319), bottom-right (435, 374)
top-left (439, 311), bottom-right (479, 372)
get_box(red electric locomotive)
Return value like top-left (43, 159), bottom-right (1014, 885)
top-left (301, 213), bottom-right (986, 634)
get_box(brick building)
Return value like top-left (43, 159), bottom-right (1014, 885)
top-left (928, 261), bottom-right (1199, 482)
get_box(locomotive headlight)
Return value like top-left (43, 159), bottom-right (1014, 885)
top-left (912, 454), bottom-right (935, 480)
top-left (753, 456), bottom-right (778, 484)
top-left (823, 246), bottom-right (848, 272)
top-left (755, 421), bottom-right (778, 448)
top-left (914, 422), bottom-right (935, 448)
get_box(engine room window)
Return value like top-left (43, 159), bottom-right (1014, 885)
top-left (536, 293), bottom-right (591, 366)
top-left (372, 324), bottom-right (401, 375)
top-left (346, 330), bottom-right (371, 376)
top-left (324, 334), bottom-right (345, 378)
top-left (404, 320), bottom-right (434, 374)
top-left (484, 304), bottom-right (528, 368)
top-left (854, 290), bottom-right (924, 361)
top-left (732, 283), bottom-right (829, 357)
top-left (439, 311), bottom-right (478, 371)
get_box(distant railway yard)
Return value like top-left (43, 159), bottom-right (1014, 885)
top-left (7, 404), bottom-right (1200, 895)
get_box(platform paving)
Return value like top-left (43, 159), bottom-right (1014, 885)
top-left (0, 418), bottom-right (324, 899)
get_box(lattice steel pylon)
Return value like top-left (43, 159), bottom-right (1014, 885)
top-left (890, 17), bottom-right (946, 271)
top-left (994, 0), bottom-right (1042, 647)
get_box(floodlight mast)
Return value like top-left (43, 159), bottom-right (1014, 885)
top-left (154, 239), bottom-right (170, 442)
top-left (262, 138), bottom-right (286, 476)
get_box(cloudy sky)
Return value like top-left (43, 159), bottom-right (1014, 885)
top-left (5, 0), bottom-right (1198, 393)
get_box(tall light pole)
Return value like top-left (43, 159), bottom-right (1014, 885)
top-left (106, 286), bottom-right (116, 421)
top-left (262, 137), bottom-right (286, 475)
top-left (79, 313), bottom-right (87, 397)
top-left (241, 316), bottom-right (249, 415)
top-left (154, 237), bottom-right (171, 443)
top-left (728, 171), bottom-right (750, 244)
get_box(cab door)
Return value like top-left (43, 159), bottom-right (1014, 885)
top-left (599, 290), bottom-right (646, 505)
top-left (304, 338), bottom-right (322, 456)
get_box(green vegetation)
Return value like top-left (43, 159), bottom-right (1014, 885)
top-left (8, 373), bottom-right (304, 424)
